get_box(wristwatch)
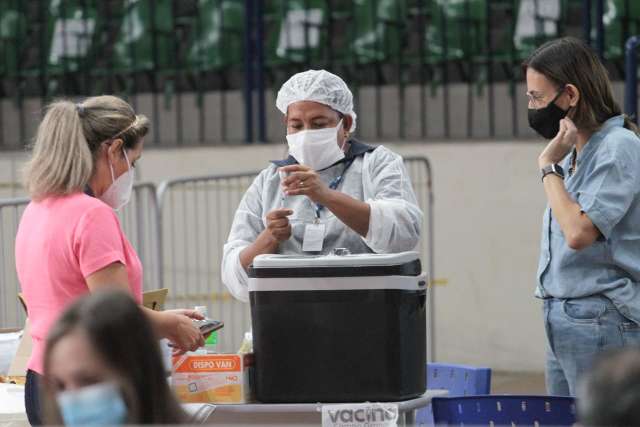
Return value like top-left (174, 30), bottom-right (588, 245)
top-left (541, 164), bottom-right (565, 182)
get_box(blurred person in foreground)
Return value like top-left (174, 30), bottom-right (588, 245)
top-left (222, 69), bottom-right (423, 302)
top-left (15, 95), bottom-right (205, 424)
top-left (41, 290), bottom-right (188, 425)
top-left (578, 347), bottom-right (640, 427)
top-left (526, 37), bottom-right (640, 396)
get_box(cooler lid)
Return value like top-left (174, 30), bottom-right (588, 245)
top-left (248, 251), bottom-right (421, 278)
top-left (249, 273), bottom-right (428, 292)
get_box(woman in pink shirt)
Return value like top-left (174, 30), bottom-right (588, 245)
top-left (15, 95), bottom-right (205, 425)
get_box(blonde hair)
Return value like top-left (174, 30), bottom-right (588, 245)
top-left (23, 95), bottom-right (149, 200)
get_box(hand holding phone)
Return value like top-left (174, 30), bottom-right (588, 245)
top-left (193, 318), bottom-right (224, 335)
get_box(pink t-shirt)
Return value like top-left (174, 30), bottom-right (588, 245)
top-left (15, 192), bottom-right (142, 374)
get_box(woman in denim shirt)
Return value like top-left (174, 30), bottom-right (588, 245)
top-left (524, 37), bottom-right (640, 396)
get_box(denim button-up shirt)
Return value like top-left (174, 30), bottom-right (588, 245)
top-left (536, 115), bottom-right (640, 322)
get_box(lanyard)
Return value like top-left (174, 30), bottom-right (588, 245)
top-left (314, 157), bottom-right (356, 220)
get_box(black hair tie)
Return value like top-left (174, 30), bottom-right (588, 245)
top-left (76, 103), bottom-right (87, 118)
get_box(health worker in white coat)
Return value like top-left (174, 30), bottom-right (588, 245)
top-left (222, 69), bottom-right (423, 302)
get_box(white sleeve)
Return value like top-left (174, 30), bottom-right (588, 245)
top-left (362, 146), bottom-right (423, 253)
top-left (221, 170), bottom-right (268, 302)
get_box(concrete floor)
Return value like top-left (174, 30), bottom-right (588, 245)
top-left (491, 371), bottom-right (547, 395)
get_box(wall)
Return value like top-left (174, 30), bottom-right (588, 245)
top-left (0, 140), bottom-right (548, 372)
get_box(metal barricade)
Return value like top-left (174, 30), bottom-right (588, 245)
top-left (0, 197), bottom-right (29, 328)
top-left (403, 156), bottom-right (436, 362)
top-left (0, 183), bottom-right (159, 329)
top-left (116, 182), bottom-right (162, 292)
top-left (1, 158), bottom-right (435, 360)
top-left (156, 172), bottom-right (259, 352)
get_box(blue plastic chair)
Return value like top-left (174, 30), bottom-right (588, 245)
top-left (431, 395), bottom-right (576, 426)
top-left (416, 363), bottom-right (492, 426)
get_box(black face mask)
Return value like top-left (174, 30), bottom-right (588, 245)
top-left (528, 91), bottom-right (570, 139)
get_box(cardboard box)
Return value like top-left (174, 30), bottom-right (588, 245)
top-left (7, 319), bottom-right (31, 379)
top-left (172, 353), bottom-right (254, 404)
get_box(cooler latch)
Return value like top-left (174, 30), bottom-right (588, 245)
top-left (332, 247), bottom-right (351, 256)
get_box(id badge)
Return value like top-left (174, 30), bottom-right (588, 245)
top-left (302, 222), bottom-right (326, 252)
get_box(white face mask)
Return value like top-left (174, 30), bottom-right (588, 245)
top-left (56, 382), bottom-right (127, 426)
top-left (100, 149), bottom-right (134, 211)
top-left (286, 120), bottom-right (346, 171)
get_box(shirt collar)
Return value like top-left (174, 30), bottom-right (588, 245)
top-left (270, 138), bottom-right (376, 167)
top-left (576, 114), bottom-right (625, 162)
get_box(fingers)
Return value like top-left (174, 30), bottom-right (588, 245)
top-left (281, 171), bottom-right (314, 187)
top-left (196, 332), bottom-right (205, 348)
top-left (554, 122), bottom-right (567, 141)
top-left (562, 117), bottom-right (577, 133)
top-left (279, 165), bottom-right (310, 174)
top-left (266, 208), bottom-right (293, 220)
top-left (268, 221), bottom-right (291, 240)
top-left (169, 331), bottom-right (203, 353)
top-left (180, 309), bottom-right (204, 320)
top-left (186, 325), bottom-right (205, 351)
top-left (266, 211), bottom-right (291, 242)
top-left (183, 325), bottom-right (205, 351)
top-left (563, 115), bottom-right (576, 127)
top-left (266, 208), bottom-right (292, 242)
top-left (268, 217), bottom-right (289, 228)
top-left (558, 119), bottom-right (567, 132)
top-left (271, 225), bottom-right (292, 241)
top-left (167, 314), bottom-right (206, 352)
top-left (284, 188), bottom-right (308, 197)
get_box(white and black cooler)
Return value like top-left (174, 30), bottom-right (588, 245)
top-left (248, 250), bottom-right (427, 403)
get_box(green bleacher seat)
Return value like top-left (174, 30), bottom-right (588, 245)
top-left (513, 0), bottom-right (563, 60)
top-left (186, 0), bottom-right (244, 72)
top-left (350, 0), bottom-right (407, 65)
top-left (0, 0), bottom-right (26, 78)
top-left (112, 0), bottom-right (174, 73)
top-left (46, 0), bottom-right (98, 75)
top-left (408, 0), bottom-right (486, 94)
top-left (264, 0), bottom-right (327, 66)
top-left (423, 0), bottom-right (486, 65)
top-left (604, 0), bottom-right (640, 62)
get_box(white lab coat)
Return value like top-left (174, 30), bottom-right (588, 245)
top-left (221, 143), bottom-right (423, 302)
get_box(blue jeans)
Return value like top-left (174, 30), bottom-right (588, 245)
top-left (25, 369), bottom-right (42, 426)
top-left (543, 295), bottom-right (640, 396)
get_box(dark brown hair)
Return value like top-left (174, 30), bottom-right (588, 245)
top-left (41, 290), bottom-right (187, 425)
top-left (523, 36), bottom-right (639, 135)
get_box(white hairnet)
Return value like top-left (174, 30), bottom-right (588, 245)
top-left (276, 69), bottom-right (357, 132)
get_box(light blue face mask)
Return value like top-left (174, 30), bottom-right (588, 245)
top-left (57, 382), bottom-right (127, 426)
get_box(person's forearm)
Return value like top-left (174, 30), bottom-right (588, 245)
top-left (543, 174), bottom-right (596, 247)
top-left (239, 230), bottom-right (279, 271)
top-left (142, 306), bottom-right (169, 339)
top-left (321, 190), bottom-right (370, 237)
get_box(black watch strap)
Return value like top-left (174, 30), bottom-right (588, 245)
top-left (541, 164), bottom-right (565, 182)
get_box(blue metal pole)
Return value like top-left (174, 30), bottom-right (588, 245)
top-left (583, 0), bottom-right (592, 45)
top-left (243, 0), bottom-right (255, 143)
top-left (624, 36), bottom-right (640, 124)
top-left (255, 0), bottom-right (267, 143)
top-left (595, 0), bottom-right (605, 59)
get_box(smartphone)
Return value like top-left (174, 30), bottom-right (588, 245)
top-left (193, 319), bottom-right (224, 335)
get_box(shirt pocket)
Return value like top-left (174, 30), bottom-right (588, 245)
top-left (619, 321), bottom-right (640, 346)
top-left (562, 299), bottom-right (607, 324)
